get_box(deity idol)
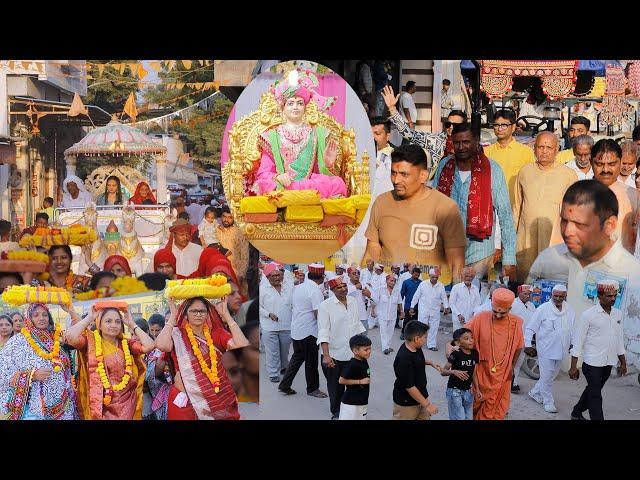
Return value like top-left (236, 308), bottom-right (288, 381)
top-left (253, 69), bottom-right (348, 199)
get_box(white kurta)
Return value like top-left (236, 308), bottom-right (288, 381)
top-left (259, 283), bottom-right (294, 332)
top-left (347, 281), bottom-right (369, 323)
top-left (410, 280), bottom-right (449, 349)
top-left (317, 296), bottom-right (366, 362)
top-left (525, 300), bottom-right (575, 361)
top-left (172, 242), bottom-right (204, 277)
top-left (371, 285), bottom-right (402, 351)
top-left (449, 282), bottom-right (481, 330)
top-left (291, 281), bottom-right (324, 341)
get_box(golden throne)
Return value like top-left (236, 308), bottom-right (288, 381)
top-left (222, 91), bottom-right (371, 263)
top-left (84, 165), bottom-right (147, 198)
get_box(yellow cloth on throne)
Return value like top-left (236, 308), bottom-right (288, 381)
top-left (320, 198), bottom-right (356, 219)
top-left (265, 190), bottom-right (321, 208)
top-left (240, 196), bottom-right (278, 214)
top-left (284, 205), bottom-right (324, 223)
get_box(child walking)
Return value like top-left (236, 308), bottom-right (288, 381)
top-left (338, 334), bottom-right (372, 420)
top-left (440, 328), bottom-right (481, 420)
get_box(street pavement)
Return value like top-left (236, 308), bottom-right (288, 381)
top-left (259, 314), bottom-right (640, 420)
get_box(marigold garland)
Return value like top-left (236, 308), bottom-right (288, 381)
top-left (166, 274), bottom-right (231, 300)
top-left (7, 250), bottom-right (50, 264)
top-left (93, 330), bottom-right (133, 406)
top-left (21, 324), bottom-right (63, 373)
top-left (1, 285), bottom-right (71, 306)
top-left (19, 225), bottom-right (98, 248)
top-left (185, 323), bottom-right (220, 393)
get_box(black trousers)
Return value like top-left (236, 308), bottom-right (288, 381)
top-left (279, 335), bottom-right (320, 393)
top-left (402, 307), bottom-right (418, 332)
top-left (321, 356), bottom-right (349, 415)
top-left (572, 363), bottom-right (612, 420)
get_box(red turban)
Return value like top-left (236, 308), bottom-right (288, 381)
top-left (153, 248), bottom-right (176, 272)
top-left (326, 277), bottom-right (344, 290)
top-left (169, 219), bottom-right (191, 235)
top-left (263, 263), bottom-right (279, 277)
top-left (492, 287), bottom-right (515, 309)
top-left (129, 181), bottom-right (157, 205)
top-left (103, 255), bottom-right (132, 276)
top-left (517, 284), bottom-right (532, 294)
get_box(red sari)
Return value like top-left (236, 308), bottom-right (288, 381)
top-left (129, 182), bottom-right (157, 205)
top-left (167, 300), bottom-right (239, 420)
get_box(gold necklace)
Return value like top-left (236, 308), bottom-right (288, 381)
top-left (490, 315), bottom-right (514, 373)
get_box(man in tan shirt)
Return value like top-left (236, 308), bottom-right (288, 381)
top-left (364, 144), bottom-right (466, 283)
top-left (513, 132), bottom-right (578, 282)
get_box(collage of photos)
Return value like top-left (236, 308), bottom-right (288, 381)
top-left (1, 58), bottom-right (639, 422)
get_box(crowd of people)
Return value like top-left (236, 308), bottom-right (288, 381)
top-left (0, 187), bottom-right (259, 420)
top-left (260, 82), bottom-right (640, 420)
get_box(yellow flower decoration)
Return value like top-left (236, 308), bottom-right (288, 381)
top-left (185, 323), bottom-right (220, 393)
top-left (22, 323), bottom-right (63, 373)
top-left (2, 285), bottom-right (71, 306)
top-left (19, 225), bottom-right (98, 248)
top-left (166, 274), bottom-right (231, 300)
top-left (93, 329), bottom-right (133, 406)
top-left (7, 250), bottom-right (50, 264)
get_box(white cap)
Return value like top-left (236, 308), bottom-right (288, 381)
top-left (552, 284), bottom-right (567, 293)
top-left (375, 263), bottom-right (384, 270)
top-left (337, 263), bottom-right (348, 270)
top-left (428, 268), bottom-right (438, 276)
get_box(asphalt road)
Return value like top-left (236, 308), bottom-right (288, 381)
top-left (259, 315), bottom-right (640, 420)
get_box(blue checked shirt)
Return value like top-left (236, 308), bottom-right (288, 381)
top-left (432, 155), bottom-right (516, 266)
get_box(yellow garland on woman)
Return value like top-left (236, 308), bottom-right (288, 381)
top-left (93, 330), bottom-right (133, 406)
top-left (21, 324), bottom-right (63, 373)
top-left (185, 323), bottom-right (220, 393)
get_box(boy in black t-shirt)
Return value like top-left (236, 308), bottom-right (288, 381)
top-left (392, 321), bottom-right (441, 420)
top-left (441, 328), bottom-right (481, 420)
top-left (338, 334), bottom-right (372, 420)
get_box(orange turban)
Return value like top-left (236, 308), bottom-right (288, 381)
top-left (169, 218), bottom-right (191, 234)
top-left (491, 287), bottom-right (515, 309)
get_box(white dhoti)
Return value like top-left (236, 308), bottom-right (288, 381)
top-left (529, 357), bottom-right (562, 406)
top-left (513, 352), bottom-right (525, 386)
top-left (339, 403), bottom-right (368, 420)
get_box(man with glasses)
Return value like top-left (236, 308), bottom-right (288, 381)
top-left (259, 263), bottom-right (294, 383)
top-left (556, 116), bottom-right (591, 164)
top-left (565, 135), bottom-right (594, 180)
top-left (513, 131), bottom-right (578, 282)
top-left (466, 287), bottom-right (524, 419)
top-left (485, 109), bottom-right (535, 206)
top-left (317, 277), bottom-right (366, 419)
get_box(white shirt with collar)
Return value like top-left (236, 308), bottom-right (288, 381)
top-left (291, 280), bottom-right (324, 340)
top-left (525, 300), bottom-right (575, 360)
top-left (373, 145), bottom-right (394, 200)
top-left (317, 295), bottom-right (366, 362)
top-left (511, 297), bottom-right (537, 329)
top-left (371, 284), bottom-right (402, 321)
top-left (347, 280), bottom-right (369, 322)
top-left (565, 159), bottom-right (594, 180)
top-left (171, 242), bottom-right (204, 277)
top-left (259, 282), bottom-right (293, 332)
top-left (359, 268), bottom-right (375, 289)
top-left (410, 280), bottom-right (449, 319)
top-left (570, 303), bottom-right (625, 367)
top-left (449, 282), bottom-right (481, 323)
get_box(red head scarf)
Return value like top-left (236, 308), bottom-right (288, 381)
top-left (190, 247), bottom-right (240, 287)
top-left (153, 248), bottom-right (176, 272)
top-left (129, 182), bottom-right (157, 205)
top-left (175, 296), bottom-right (225, 331)
top-left (103, 255), bottom-right (132, 276)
